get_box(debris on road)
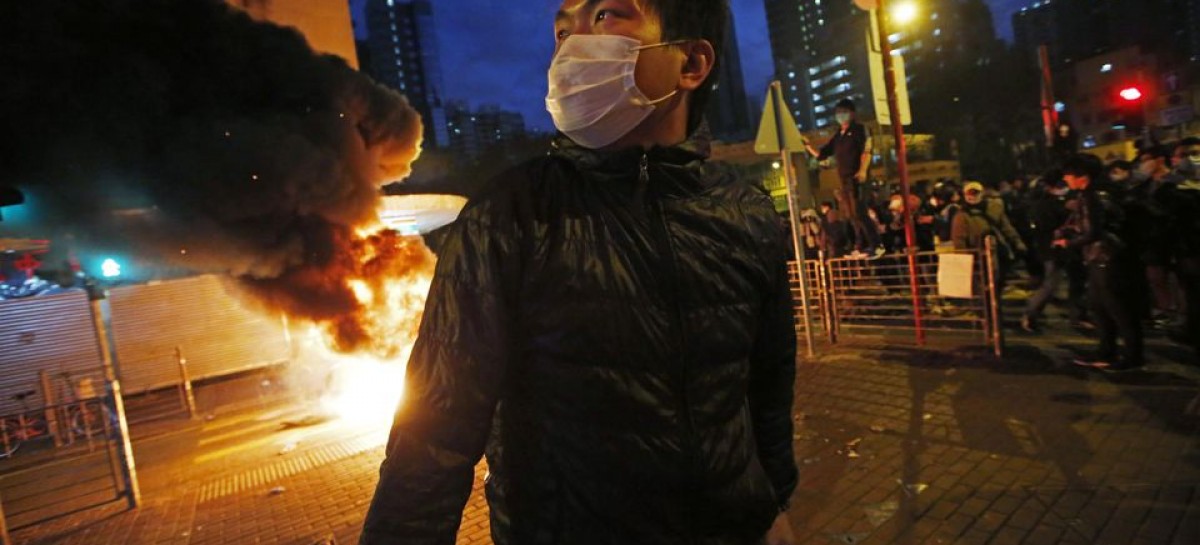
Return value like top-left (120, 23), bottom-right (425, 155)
top-left (280, 414), bottom-right (333, 429)
top-left (863, 499), bottom-right (899, 527)
top-left (829, 532), bottom-right (869, 544)
top-left (268, 486), bottom-right (286, 496)
top-left (898, 479), bottom-right (928, 497)
top-left (845, 438), bottom-right (862, 458)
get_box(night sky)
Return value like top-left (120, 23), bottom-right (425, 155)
top-left (349, 0), bottom-right (1030, 132)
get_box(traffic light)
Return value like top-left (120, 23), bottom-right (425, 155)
top-left (1112, 86), bottom-right (1146, 132)
top-left (101, 258), bottom-right (123, 278)
top-left (1119, 87), bottom-right (1144, 102)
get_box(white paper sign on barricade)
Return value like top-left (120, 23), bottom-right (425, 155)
top-left (938, 253), bottom-right (975, 299)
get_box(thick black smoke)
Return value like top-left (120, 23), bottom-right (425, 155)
top-left (0, 0), bottom-right (422, 280)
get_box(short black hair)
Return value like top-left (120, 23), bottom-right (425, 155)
top-left (1106, 160), bottom-right (1133, 172)
top-left (645, 0), bottom-right (729, 134)
top-left (1037, 169), bottom-right (1065, 189)
top-left (1139, 145), bottom-right (1172, 162)
top-left (1062, 153), bottom-right (1103, 179)
top-left (835, 98), bottom-right (857, 112)
top-left (1181, 137), bottom-right (1200, 147)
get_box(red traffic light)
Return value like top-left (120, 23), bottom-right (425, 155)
top-left (1118, 87), bottom-right (1143, 101)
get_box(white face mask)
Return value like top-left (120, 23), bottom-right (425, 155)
top-left (546, 35), bottom-right (682, 149)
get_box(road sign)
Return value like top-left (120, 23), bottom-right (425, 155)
top-left (0, 239), bottom-right (49, 253)
top-left (754, 86), bottom-right (806, 155)
top-left (756, 82), bottom-right (816, 357)
top-left (13, 253), bottom-right (42, 276)
top-left (1161, 105), bottom-right (1195, 126)
top-left (869, 52), bottom-right (912, 126)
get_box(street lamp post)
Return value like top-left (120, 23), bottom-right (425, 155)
top-left (873, 0), bottom-right (926, 344)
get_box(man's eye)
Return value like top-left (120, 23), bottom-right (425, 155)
top-left (595, 9), bottom-right (611, 23)
top-left (556, 29), bottom-right (570, 40)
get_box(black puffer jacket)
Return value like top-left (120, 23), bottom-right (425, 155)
top-left (360, 134), bottom-right (799, 545)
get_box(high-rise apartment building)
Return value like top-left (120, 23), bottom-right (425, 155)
top-left (362, 0), bottom-right (448, 149)
top-left (444, 101), bottom-right (527, 161)
top-left (764, 0), bottom-right (858, 129)
top-left (1012, 0), bottom-right (1191, 67)
top-left (1190, 0), bottom-right (1200, 62)
top-left (767, 0), bottom-right (998, 129)
top-left (706, 14), bottom-right (754, 141)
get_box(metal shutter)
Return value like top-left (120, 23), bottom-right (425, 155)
top-left (0, 291), bottom-right (103, 414)
top-left (107, 275), bottom-right (290, 393)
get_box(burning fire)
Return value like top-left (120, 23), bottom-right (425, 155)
top-left (294, 224), bottom-right (436, 428)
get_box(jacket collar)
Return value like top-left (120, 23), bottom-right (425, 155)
top-left (548, 123), bottom-right (718, 196)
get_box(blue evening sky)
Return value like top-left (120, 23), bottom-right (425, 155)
top-left (349, 0), bottom-right (1028, 131)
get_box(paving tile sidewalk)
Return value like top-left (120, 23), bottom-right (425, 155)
top-left (7, 342), bottom-right (1199, 544)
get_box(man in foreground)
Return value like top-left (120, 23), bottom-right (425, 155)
top-left (360, 1), bottom-right (799, 544)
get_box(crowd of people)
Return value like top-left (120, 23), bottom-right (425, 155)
top-left (800, 136), bottom-right (1200, 370)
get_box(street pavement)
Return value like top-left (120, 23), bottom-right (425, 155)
top-left (1, 324), bottom-right (1197, 544)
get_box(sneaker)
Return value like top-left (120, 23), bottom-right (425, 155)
top-left (849, 250), bottom-right (869, 259)
top-left (870, 246), bottom-right (887, 260)
top-left (1073, 358), bottom-right (1112, 369)
top-left (1019, 316), bottom-right (1037, 333)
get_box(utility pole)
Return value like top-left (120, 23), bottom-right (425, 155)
top-left (874, 0), bottom-right (925, 344)
top-left (771, 82), bottom-right (817, 357)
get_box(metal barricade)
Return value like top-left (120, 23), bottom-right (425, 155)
top-left (788, 257), bottom-right (834, 343)
top-left (0, 385), bottom-right (132, 532)
top-left (790, 238), bottom-right (1004, 355)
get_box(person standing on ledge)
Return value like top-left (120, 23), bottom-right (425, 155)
top-left (359, 1), bottom-right (799, 544)
top-left (806, 98), bottom-right (881, 259)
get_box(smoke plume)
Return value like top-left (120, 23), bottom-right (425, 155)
top-left (1, 0), bottom-right (430, 353)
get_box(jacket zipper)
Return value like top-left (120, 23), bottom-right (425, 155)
top-left (639, 153), bottom-right (699, 544)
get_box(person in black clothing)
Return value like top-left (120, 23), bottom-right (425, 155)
top-left (1021, 173), bottom-right (1077, 332)
top-left (1129, 146), bottom-right (1181, 324)
top-left (819, 200), bottom-right (852, 258)
top-left (883, 193), bottom-right (935, 253)
top-left (1158, 137), bottom-right (1200, 362)
top-left (929, 182), bottom-right (962, 247)
top-left (360, 1), bottom-right (799, 544)
top-left (1107, 160), bottom-right (1136, 184)
top-left (806, 98), bottom-right (881, 258)
top-left (1057, 154), bottom-right (1143, 370)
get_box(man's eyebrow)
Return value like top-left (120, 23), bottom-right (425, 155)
top-left (555, 0), bottom-right (607, 23)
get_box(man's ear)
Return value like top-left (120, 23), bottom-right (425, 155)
top-left (678, 40), bottom-right (716, 92)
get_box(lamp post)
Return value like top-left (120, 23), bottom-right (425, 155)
top-left (865, 0), bottom-right (926, 344)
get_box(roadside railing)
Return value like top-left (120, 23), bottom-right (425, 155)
top-left (790, 237), bottom-right (1004, 355)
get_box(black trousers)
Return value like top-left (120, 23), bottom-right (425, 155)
top-left (836, 175), bottom-right (880, 252)
top-left (1179, 256), bottom-right (1200, 359)
top-left (1088, 261), bottom-right (1144, 366)
top-left (1066, 257), bottom-right (1088, 321)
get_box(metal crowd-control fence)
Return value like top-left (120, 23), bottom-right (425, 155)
top-left (790, 237), bottom-right (1004, 356)
top-left (0, 390), bottom-right (131, 533)
top-left (0, 303), bottom-right (144, 534)
top-left (788, 255), bottom-right (834, 343)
